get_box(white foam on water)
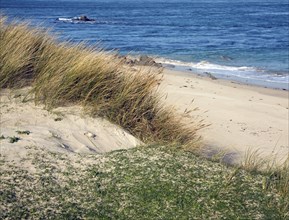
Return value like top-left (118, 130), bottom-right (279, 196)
top-left (57, 18), bottom-right (73, 22)
top-left (157, 58), bottom-right (255, 72)
top-left (156, 57), bottom-right (289, 86)
top-left (56, 17), bottom-right (98, 24)
top-left (191, 61), bottom-right (256, 72)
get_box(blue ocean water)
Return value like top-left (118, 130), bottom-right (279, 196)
top-left (1, 0), bottom-right (289, 89)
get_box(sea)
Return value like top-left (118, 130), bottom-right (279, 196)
top-left (1, 0), bottom-right (289, 89)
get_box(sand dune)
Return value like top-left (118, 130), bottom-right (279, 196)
top-left (0, 88), bottom-right (141, 157)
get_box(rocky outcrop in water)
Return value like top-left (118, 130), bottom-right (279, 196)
top-left (122, 55), bottom-right (162, 67)
top-left (56, 16), bottom-right (95, 22)
top-left (75, 16), bottom-right (95, 22)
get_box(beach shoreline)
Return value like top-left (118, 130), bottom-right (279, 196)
top-left (155, 58), bottom-right (289, 91)
top-left (161, 67), bottom-right (289, 164)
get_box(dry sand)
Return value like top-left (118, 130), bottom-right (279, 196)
top-left (161, 68), bottom-right (289, 164)
top-left (1, 69), bottom-right (288, 165)
top-left (0, 88), bottom-right (141, 159)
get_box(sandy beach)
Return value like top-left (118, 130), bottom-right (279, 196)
top-left (161, 68), bottom-right (289, 164)
top-left (1, 68), bottom-right (288, 165)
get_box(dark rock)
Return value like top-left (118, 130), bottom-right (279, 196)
top-left (139, 55), bottom-right (153, 65)
top-left (122, 55), bottom-right (162, 68)
top-left (122, 56), bottom-right (136, 65)
top-left (139, 55), bottom-right (162, 67)
top-left (74, 16), bottom-right (95, 21)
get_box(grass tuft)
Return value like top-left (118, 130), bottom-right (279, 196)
top-left (241, 148), bottom-right (289, 199)
top-left (0, 16), bottom-right (203, 147)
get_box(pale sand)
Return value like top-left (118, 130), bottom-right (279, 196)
top-left (0, 88), bottom-right (141, 160)
top-left (161, 68), bottom-right (289, 164)
top-left (1, 69), bottom-right (288, 165)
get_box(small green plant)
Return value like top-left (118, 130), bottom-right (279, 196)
top-left (54, 117), bottom-right (62, 121)
top-left (0, 135), bottom-right (5, 140)
top-left (16, 130), bottom-right (31, 135)
top-left (8, 136), bottom-right (20, 143)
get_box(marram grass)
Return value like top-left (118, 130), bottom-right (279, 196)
top-left (0, 16), bottom-right (204, 146)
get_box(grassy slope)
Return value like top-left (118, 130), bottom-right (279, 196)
top-left (1, 146), bottom-right (288, 219)
top-left (0, 17), bottom-right (203, 147)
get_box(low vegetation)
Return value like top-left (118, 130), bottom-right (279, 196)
top-left (1, 146), bottom-right (288, 219)
top-left (0, 16), bottom-right (203, 147)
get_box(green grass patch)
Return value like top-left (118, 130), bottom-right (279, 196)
top-left (1, 146), bottom-right (288, 219)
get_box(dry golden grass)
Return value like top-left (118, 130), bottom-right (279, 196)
top-left (241, 148), bottom-right (289, 199)
top-left (0, 16), bottom-right (204, 146)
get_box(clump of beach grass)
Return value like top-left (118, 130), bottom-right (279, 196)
top-left (241, 148), bottom-right (289, 200)
top-left (0, 16), bottom-right (204, 147)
